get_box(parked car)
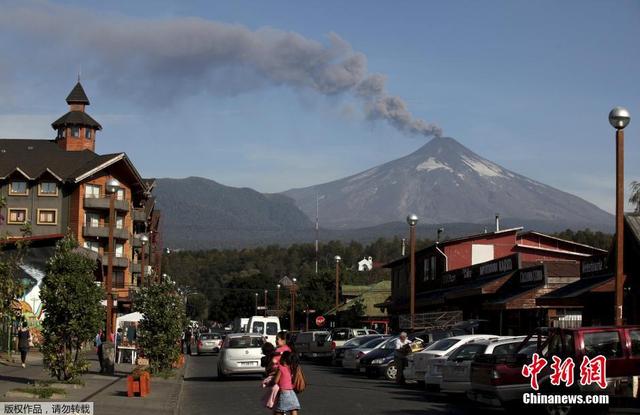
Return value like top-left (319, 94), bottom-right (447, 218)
top-left (359, 331), bottom-right (432, 381)
top-left (440, 337), bottom-right (527, 394)
top-left (294, 331), bottom-right (332, 360)
top-left (333, 334), bottom-right (385, 366)
top-left (409, 334), bottom-right (500, 388)
top-left (342, 336), bottom-right (391, 371)
top-left (328, 328), bottom-right (379, 350)
top-left (197, 332), bottom-right (223, 355)
top-left (468, 326), bottom-right (640, 412)
top-left (217, 333), bottom-right (265, 379)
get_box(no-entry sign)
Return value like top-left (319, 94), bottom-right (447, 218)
top-left (315, 316), bottom-right (326, 326)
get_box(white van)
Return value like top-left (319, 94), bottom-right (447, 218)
top-left (246, 316), bottom-right (281, 344)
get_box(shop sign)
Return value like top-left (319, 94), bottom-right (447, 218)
top-left (519, 266), bottom-right (545, 285)
top-left (440, 254), bottom-right (519, 287)
top-left (581, 255), bottom-right (608, 277)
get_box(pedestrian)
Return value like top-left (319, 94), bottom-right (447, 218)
top-left (273, 331), bottom-right (291, 367)
top-left (185, 328), bottom-right (192, 355)
top-left (273, 351), bottom-right (300, 415)
top-left (394, 332), bottom-right (411, 385)
top-left (17, 322), bottom-right (30, 368)
top-left (95, 329), bottom-right (105, 373)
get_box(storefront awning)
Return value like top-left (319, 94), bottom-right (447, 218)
top-left (445, 271), bottom-right (515, 301)
top-left (536, 274), bottom-right (617, 307)
top-left (484, 284), bottom-right (542, 310)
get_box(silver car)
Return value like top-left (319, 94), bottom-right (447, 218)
top-left (197, 332), bottom-right (223, 355)
top-left (342, 336), bottom-right (390, 370)
top-left (217, 333), bottom-right (264, 379)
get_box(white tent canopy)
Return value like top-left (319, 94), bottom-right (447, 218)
top-left (116, 312), bottom-right (144, 327)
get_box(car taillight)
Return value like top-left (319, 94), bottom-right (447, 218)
top-left (331, 341), bottom-right (336, 350)
top-left (489, 369), bottom-right (503, 386)
top-left (356, 352), bottom-right (365, 359)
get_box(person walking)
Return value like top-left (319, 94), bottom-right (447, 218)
top-left (394, 332), bottom-right (411, 385)
top-left (184, 328), bottom-right (192, 355)
top-left (17, 322), bottom-right (31, 368)
top-left (273, 351), bottom-right (300, 415)
top-left (95, 329), bottom-right (105, 373)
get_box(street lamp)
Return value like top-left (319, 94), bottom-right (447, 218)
top-left (334, 255), bottom-right (341, 310)
top-left (264, 289), bottom-right (268, 317)
top-left (609, 106), bottom-right (631, 326)
top-left (104, 178), bottom-right (120, 343)
top-left (254, 292), bottom-right (259, 315)
top-left (406, 214), bottom-right (418, 331)
top-left (276, 283), bottom-right (281, 312)
top-left (290, 278), bottom-right (297, 331)
top-left (139, 234), bottom-right (149, 287)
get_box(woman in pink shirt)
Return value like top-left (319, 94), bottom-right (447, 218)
top-left (273, 351), bottom-right (300, 415)
top-left (273, 331), bottom-right (291, 367)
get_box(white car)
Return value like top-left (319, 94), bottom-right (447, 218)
top-left (217, 333), bottom-right (264, 379)
top-left (342, 336), bottom-right (390, 370)
top-left (440, 337), bottom-right (527, 394)
top-left (406, 334), bottom-right (500, 387)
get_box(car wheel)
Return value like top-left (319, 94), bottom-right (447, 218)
top-left (385, 362), bottom-right (398, 381)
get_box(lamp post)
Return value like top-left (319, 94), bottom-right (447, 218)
top-left (139, 234), bottom-right (149, 287)
top-left (254, 292), bottom-right (259, 315)
top-left (105, 178), bottom-right (120, 342)
top-left (276, 283), bottom-right (281, 313)
top-left (407, 214), bottom-right (418, 331)
top-left (264, 289), bottom-right (268, 316)
top-left (609, 106), bottom-right (631, 326)
top-left (290, 278), bottom-right (297, 331)
top-left (334, 256), bottom-right (341, 310)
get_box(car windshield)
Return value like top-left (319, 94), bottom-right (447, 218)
top-left (331, 329), bottom-right (351, 341)
top-left (361, 337), bottom-right (387, 348)
top-left (199, 334), bottom-right (220, 340)
top-left (382, 337), bottom-right (399, 349)
top-left (426, 338), bottom-right (460, 351)
top-left (227, 336), bottom-right (264, 348)
top-left (345, 335), bottom-right (379, 347)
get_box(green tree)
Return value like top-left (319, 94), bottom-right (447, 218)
top-left (186, 293), bottom-right (209, 322)
top-left (630, 181), bottom-right (640, 213)
top-left (337, 299), bottom-right (365, 327)
top-left (134, 280), bottom-right (186, 373)
top-left (40, 234), bottom-right (103, 381)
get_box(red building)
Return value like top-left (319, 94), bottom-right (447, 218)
top-left (383, 226), bottom-right (606, 334)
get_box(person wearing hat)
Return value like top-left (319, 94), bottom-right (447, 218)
top-left (393, 332), bottom-right (411, 384)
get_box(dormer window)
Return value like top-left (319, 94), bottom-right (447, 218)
top-left (71, 127), bottom-right (80, 137)
top-left (9, 181), bottom-right (28, 195)
top-left (38, 182), bottom-right (58, 196)
top-left (85, 128), bottom-right (92, 139)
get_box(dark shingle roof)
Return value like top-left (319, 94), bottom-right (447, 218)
top-left (51, 111), bottom-right (102, 130)
top-left (0, 139), bottom-right (120, 181)
top-left (66, 82), bottom-right (90, 105)
top-left (626, 214), bottom-right (640, 243)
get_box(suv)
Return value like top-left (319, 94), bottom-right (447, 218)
top-left (468, 326), bottom-right (640, 411)
top-left (328, 328), bottom-right (379, 350)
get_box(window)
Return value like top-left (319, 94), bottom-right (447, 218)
top-left (8, 208), bottom-right (27, 224)
top-left (449, 344), bottom-right (487, 361)
top-left (85, 128), bottom-right (92, 139)
top-left (423, 256), bottom-right (437, 281)
top-left (583, 331), bottom-right (623, 359)
top-left (37, 209), bottom-right (57, 225)
top-left (85, 212), bottom-right (100, 227)
top-left (116, 216), bottom-right (124, 229)
top-left (83, 240), bottom-right (100, 253)
top-left (71, 127), bottom-right (79, 137)
top-left (85, 184), bottom-right (101, 198)
top-left (630, 330), bottom-right (640, 356)
top-left (38, 182), bottom-right (58, 196)
top-left (266, 323), bottom-right (278, 336)
top-left (115, 243), bottom-right (124, 258)
top-left (251, 322), bottom-right (264, 334)
top-left (426, 338), bottom-right (460, 352)
top-left (226, 336), bottom-right (264, 349)
top-left (57, 129), bottom-right (63, 139)
top-left (116, 188), bottom-right (125, 201)
top-left (9, 181), bottom-right (28, 195)
top-left (493, 343), bottom-right (519, 356)
top-left (114, 270), bottom-right (125, 288)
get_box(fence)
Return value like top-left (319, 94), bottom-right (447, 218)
top-left (398, 310), bottom-right (463, 330)
top-left (549, 310), bottom-right (582, 329)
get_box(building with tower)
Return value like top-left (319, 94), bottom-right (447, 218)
top-left (0, 81), bottom-right (161, 324)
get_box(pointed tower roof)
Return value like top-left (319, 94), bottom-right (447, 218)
top-left (66, 82), bottom-right (90, 105)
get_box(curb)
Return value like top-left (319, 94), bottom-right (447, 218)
top-left (173, 356), bottom-right (188, 415)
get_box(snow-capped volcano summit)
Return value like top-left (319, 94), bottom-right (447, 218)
top-left (282, 137), bottom-right (613, 230)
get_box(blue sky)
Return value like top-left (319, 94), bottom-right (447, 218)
top-left (0, 0), bottom-right (638, 213)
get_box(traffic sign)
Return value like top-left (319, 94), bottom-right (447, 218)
top-left (315, 316), bottom-right (325, 326)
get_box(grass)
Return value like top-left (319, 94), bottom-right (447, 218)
top-left (14, 386), bottom-right (66, 399)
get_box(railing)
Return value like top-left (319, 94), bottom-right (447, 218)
top-left (83, 226), bottom-right (129, 240)
top-left (549, 311), bottom-right (582, 329)
top-left (84, 197), bottom-right (129, 212)
top-left (398, 310), bottom-right (463, 330)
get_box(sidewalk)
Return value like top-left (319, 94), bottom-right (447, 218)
top-left (0, 349), bottom-right (186, 415)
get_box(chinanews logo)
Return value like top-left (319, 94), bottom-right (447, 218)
top-left (521, 354), bottom-right (610, 405)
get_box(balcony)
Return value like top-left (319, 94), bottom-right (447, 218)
top-left (83, 225), bottom-right (129, 240)
top-left (84, 197), bottom-right (129, 212)
top-left (131, 263), bottom-right (152, 275)
top-left (101, 255), bottom-right (129, 268)
top-left (133, 209), bottom-right (147, 222)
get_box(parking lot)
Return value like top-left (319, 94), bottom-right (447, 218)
top-left (180, 354), bottom-right (504, 415)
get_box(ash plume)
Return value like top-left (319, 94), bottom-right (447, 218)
top-left (1, 1), bottom-right (442, 138)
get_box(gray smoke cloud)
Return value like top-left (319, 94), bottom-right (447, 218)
top-left (0, 1), bottom-right (441, 138)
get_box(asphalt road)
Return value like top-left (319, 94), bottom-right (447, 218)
top-left (179, 354), bottom-right (505, 415)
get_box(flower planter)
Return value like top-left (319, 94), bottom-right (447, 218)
top-left (172, 354), bottom-right (185, 369)
top-left (127, 371), bottom-right (150, 397)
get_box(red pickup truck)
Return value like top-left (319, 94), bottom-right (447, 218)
top-left (468, 326), bottom-right (640, 412)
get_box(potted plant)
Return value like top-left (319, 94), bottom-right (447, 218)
top-left (127, 366), bottom-right (151, 397)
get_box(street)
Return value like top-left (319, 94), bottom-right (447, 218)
top-left (180, 354), bottom-right (504, 415)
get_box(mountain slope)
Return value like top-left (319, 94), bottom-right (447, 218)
top-left (154, 177), bottom-right (313, 249)
top-left (282, 137), bottom-right (613, 230)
